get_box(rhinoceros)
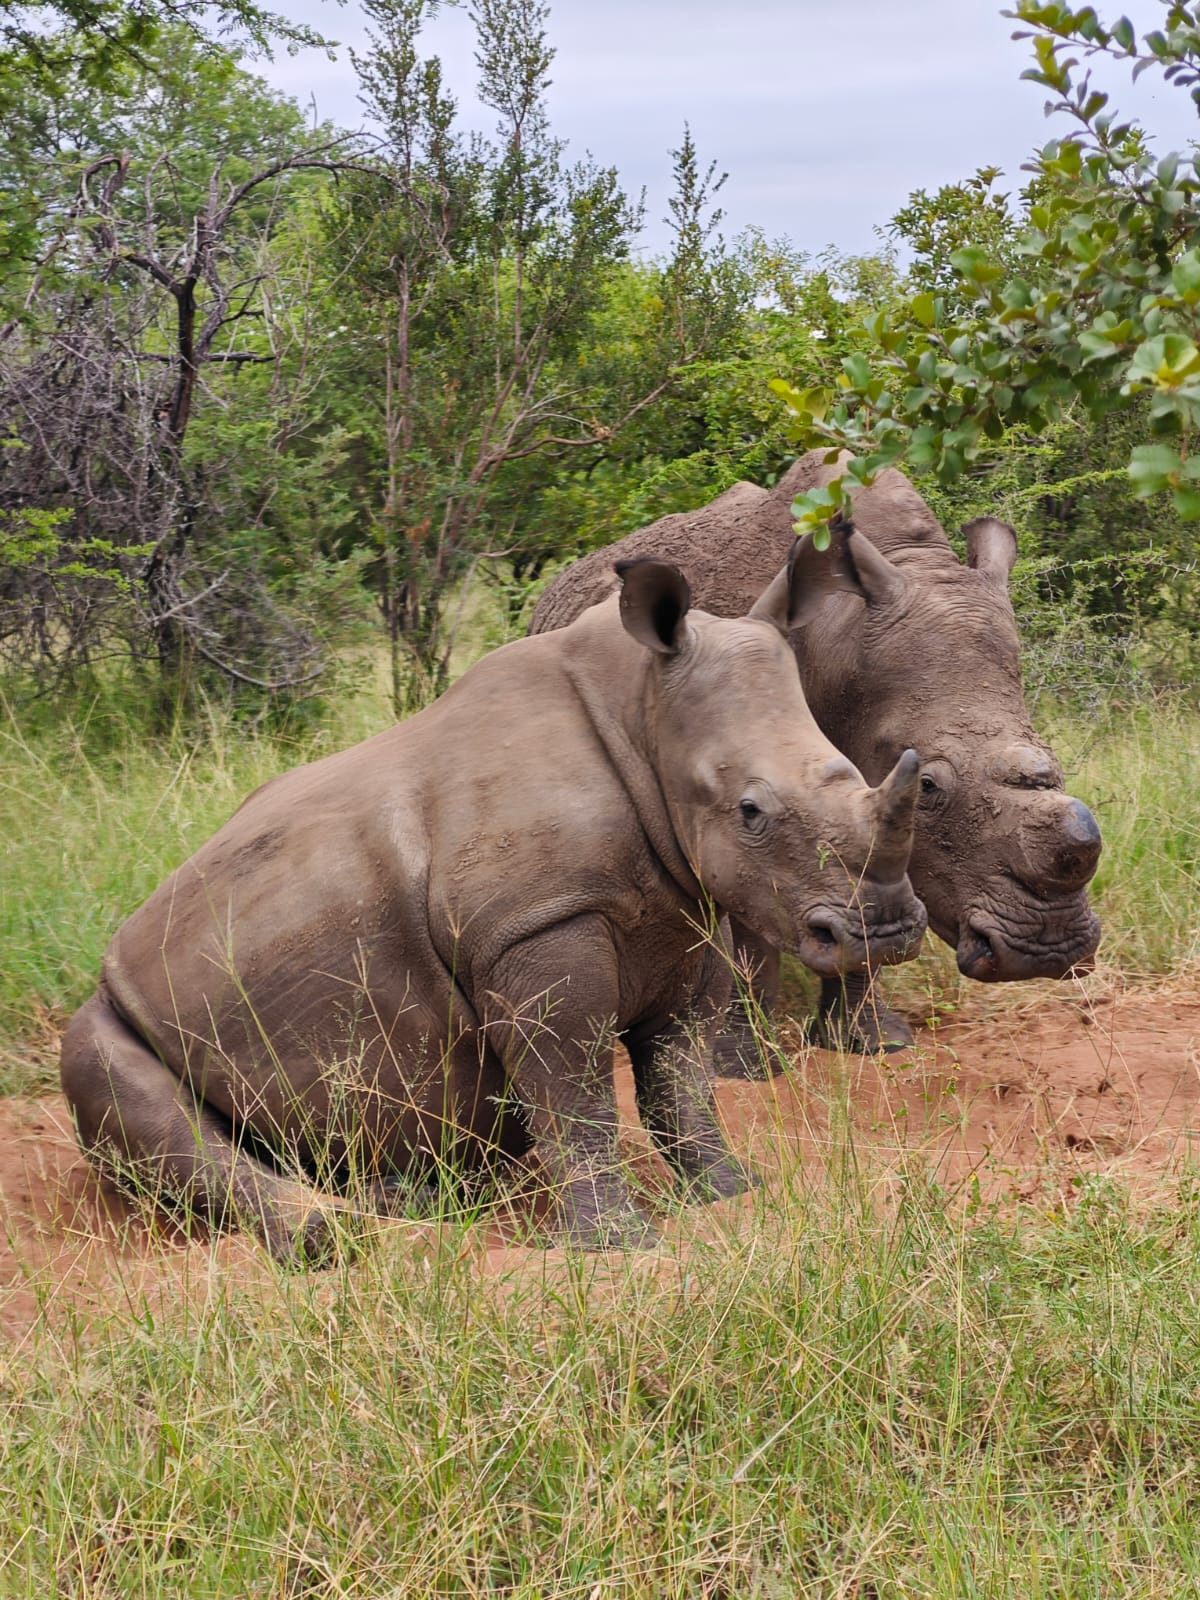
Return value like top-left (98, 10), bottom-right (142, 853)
top-left (61, 557), bottom-right (927, 1262)
top-left (531, 452), bottom-right (1102, 1058)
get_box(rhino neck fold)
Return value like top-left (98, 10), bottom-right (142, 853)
top-left (560, 647), bottom-right (706, 909)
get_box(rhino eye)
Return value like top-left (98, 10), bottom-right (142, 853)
top-left (916, 758), bottom-right (956, 808)
top-left (739, 798), bottom-right (767, 832)
top-left (918, 771), bottom-right (950, 812)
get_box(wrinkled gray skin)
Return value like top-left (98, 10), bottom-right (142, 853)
top-left (532, 452), bottom-right (1102, 1059)
top-left (61, 558), bottom-right (927, 1263)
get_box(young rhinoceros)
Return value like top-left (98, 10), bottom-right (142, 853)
top-left (61, 558), bottom-right (926, 1262)
top-left (531, 452), bottom-right (1102, 1058)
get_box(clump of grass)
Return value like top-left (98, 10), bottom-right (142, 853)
top-left (1054, 699), bottom-right (1200, 976)
top-left (5, 1146), bottom-right (1200, 1596)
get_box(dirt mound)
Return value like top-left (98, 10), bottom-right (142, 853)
top-left (3, 980), bottom-right (1198, 1338)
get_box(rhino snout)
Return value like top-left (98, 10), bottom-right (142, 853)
top-left (956, 901), bottom-right (1101, 983)
top-left (795, 891), bottom-right (928, 977)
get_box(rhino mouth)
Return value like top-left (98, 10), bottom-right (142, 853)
top-left (956, 889), bottom-right (1101, 983)
top-left (794, 899), bottom-right (928, 977)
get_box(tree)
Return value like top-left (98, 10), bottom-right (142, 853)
top-left (0, 0), bottom-right (326, 93)
top-left (0, 0), bottom-right (331, 320)
top-left (0, 28), bottom-right (367, 698)
top-left (772, 2), bottom-right (1200, 541)
top-left (324, 0), bottom-right (745, 707)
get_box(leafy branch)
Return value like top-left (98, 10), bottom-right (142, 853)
top-left (777, 1), bottom-right (1200, 543)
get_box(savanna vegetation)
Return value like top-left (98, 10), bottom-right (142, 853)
top-left (2, 1), bottom-right (1199, 1594)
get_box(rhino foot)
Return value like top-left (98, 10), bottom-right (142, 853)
top-left (711, 999), bottom-right (788, 1080)
top-left (811, 974), bottom-right (915, 1056)
top-left (260, 1201), bottom-right (365, 1270)
top-left (366, 1172), bottom-right (446, 1219)
top-left (682, 1154), bottom-right (761, 1203)
top-left (553, 1166), bottom-right (662, 1252)
top-left (557, 1204), bottom-right (662, 1253)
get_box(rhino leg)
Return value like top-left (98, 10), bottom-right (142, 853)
top-left (711, 919), bottom-right (786, 1080)
top-left (482, 925), bottom-right (659, 1250)
top-left (61, 988), bottom-right (356, 1267)
top-left (626, 1013), bottom-right (758, 1203)
top-left (811, 971), bottom-right (915, 1054)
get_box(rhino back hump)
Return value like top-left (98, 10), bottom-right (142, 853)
top-left (531, 480), bottom-right (787, 632)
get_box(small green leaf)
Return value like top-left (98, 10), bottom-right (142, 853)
top-left (911, 292), bottom-right (937, 328)
top-left (1173, 250), bottom-right (1200, 304)
top-left (1002, 280), bottom-right (1034, 310)
top-left (949, 246), bottom-right (1004, 286)
top-left (1128, 442), bottom-right (1181, 497)
top-left (1172, 483), bottom-right (1200, 519)
top-left (841, 353), bottom-right (873, 388)
top-left (902, 385), bottom-right (935, 412)
top-left (768, 378), bottom-right (807, 409)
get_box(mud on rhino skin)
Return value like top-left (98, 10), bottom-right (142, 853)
top-left (531, 452), bottom-right (1102, 1063)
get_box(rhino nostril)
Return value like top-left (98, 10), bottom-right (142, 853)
top-left (956, 920), bottom-right (1002, 981)
top-left (1056, 848), bottom-right (1089, 879)
top-left (806, 918), bottom-right (841, 951)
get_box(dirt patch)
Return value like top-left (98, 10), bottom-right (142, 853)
top-left (3, 979), bottom-right (1198, 1339)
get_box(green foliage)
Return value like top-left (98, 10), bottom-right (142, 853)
top-left (317, 4), bottom-right (743, 710)
top-left (0, 0), bottom-right (329, 315)
top-left (0, 0), bottom-right (327, 99)
top-left (3, 0), bottom-right (1194, 715)
top-left (776, 4), bottom-right (1200, 534)
top-left (890, 168), bottom-right (1018, 305)
top-left (0, 26), bottom-right (371, 702)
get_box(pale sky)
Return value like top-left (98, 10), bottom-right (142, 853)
top-left (254, 0), bottom-right (1200, 259)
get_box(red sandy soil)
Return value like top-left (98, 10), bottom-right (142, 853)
top-left (2, 976), bottom-right (1198, 1341)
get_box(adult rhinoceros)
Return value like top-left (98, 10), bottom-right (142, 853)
top-left (62, 557), bottom-right (926, 1262)
top-left (531, 452), bottom-right (1102, 1058)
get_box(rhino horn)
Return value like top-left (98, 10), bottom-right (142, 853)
top-left (842, 527), bottom-right (909, 610)
top-left (865, 748), bottom-right (921, 875)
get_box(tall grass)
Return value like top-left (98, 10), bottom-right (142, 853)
top-left (3, 682), bottom-right (1197, 1093)
top-left (5, 1158), bottom-right (1200, 1595)
top-left (1060, 700), bottom-right (1200, 975)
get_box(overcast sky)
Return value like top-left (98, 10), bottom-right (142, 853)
top-left (255, 0), bottom-right (1200, 259)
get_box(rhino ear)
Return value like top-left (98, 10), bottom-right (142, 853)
top-left (615, 557), bottom-right (692, 655)
top-left (964, 517), bottom-right (1018, 591)
top-left (748, 515), bottom-right (859, 632)
top-left (750, 515), bottom-right (907, 632)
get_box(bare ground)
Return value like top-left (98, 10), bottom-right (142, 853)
top-left (2, 974), bottom-right (1198, 1342)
